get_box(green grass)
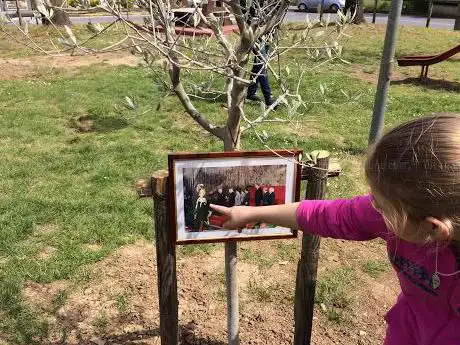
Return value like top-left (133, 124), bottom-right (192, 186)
top-left (240, 247), bottom-right (277, 269)
top-left (363, 260), bottom-right (389, 278)
top-left (0, 23), bottom-right (459, 344)
top-left (316, 267), bottom-right (355, 323)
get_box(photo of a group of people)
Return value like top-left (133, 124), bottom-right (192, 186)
top-left (183, 165), bottom-right (287, 233)
top-left (186, 182), bottom-right (283, 232)
top-left (170, 152), bottom-right (300, 244)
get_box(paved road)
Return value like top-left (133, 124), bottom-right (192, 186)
top-left (10, 10), bottom-right (456, 30)
top-left (285, 11), bottom-right (455, 29)
top-left (66, 11), bottom-right (456, 30)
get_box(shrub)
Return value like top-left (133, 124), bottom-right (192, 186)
top-left (68, 0), bottom-right (81, 7)
top-left (118, 0), bottom-right (135, 8)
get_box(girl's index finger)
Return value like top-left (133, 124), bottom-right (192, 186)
top-left (210, 204), bottom-right (231, 215)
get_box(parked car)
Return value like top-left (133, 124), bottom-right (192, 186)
top-left (297, 0), bottom-right (345, 12)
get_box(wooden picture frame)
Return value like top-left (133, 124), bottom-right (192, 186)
top-left (168, 150), bottom-right (302, 245)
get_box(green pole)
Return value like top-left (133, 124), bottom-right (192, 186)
top-left (368, 0), bottom-right (404, 144)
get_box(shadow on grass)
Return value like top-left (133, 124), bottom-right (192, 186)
top-left (392, 77), bottom-right (460, 92)
top-left (70, 115), bottom-right (129, 133)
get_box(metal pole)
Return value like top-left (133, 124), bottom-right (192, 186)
top-left (368, 0), bottom-right (403, 145)
top-left (225, 241), bottom-right (239, 345)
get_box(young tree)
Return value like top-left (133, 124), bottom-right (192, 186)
top-left (6, 0), bottom-right (349, 151)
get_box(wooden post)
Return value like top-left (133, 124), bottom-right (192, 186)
top-left (426, 0), bottom-right (433, 28)
top-left (294, 151), bottom-right (329, 345)
top-left (152, 170), bottom-right (178, 345)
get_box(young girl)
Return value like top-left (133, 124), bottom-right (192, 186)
top-left (211, 114), bottom-right (460, 345)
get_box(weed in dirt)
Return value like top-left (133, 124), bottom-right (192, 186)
top-left (316, 267), bottom-right (355, 323)
top-left (275, 241), bottom-right (299, 261)
top-left (51, 289), bottom-right (68, 312)
top-left (240, 247), bottom-right (276, 270)
top-left (363, 260), bottom-right (388, 278)
top-left (93, 311), bottom-right (109, 336)
top-left (246, 280), bottom-right (277, 303)
top-left (115, 293), bottom-right (128, 314)
top-left (178, 244), bottom-right (218, 256)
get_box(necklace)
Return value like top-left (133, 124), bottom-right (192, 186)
top-left (432, 242), bottom-right (460, 289)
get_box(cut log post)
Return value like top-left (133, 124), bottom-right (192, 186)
top-left (294, 151), bottom-right (329, 345)
top-left (152, 170), bottom-right (178, 345)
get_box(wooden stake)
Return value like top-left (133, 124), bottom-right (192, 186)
top-left (294, 151), bottom-right (329, 345)
top-left (152, 170), bottom-right (178, 345)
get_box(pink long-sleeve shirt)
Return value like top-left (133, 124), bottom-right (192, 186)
top-left (296, 195), bottom-right (460, 345)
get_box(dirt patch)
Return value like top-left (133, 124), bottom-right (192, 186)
top-left (23, 280), bottom-right (68, 310)
top-left (348, 64), bottom-right (409, 84)
top-left (349, 61), bottom-right (460, 86)
top-left (37, 246), bottom-right (57, 260)
top-left (21, 236), bottom-right (399, 345)
top-left (0, 52), bottom-right (139, 80)
top-left (34, 223), bottom-right (59, 235)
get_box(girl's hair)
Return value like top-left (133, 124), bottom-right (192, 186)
top-left (365, 113), bottom-right (460, 242)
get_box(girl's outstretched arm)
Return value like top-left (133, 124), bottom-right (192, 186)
top-left (210, 203), bottom-right (301, 229)
top-left (212, 196), bottom-right (387, 241)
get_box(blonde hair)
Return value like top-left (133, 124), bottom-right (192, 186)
top-left (365, 114), bottom-right (460, 242)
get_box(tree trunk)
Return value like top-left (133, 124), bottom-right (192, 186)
top-left (42, 8), bottom-right (71, 26)
top-left (454, 2), bottom-right (460, 31)
top-left (344, 0), bottom-right (365, 24)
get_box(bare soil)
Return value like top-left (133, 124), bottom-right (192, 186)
top-left (23, 237), bottom-right (399, 345)
top-left (0, 52), bottom-right (139, 80)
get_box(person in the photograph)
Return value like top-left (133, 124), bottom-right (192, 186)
top-left (242, 186), bottom-right (251, 206)
top-left (194, 187), bottom-right (212, 231)
top-left (234, 187), bottom-right (242, 206)
top-left (184, 189), bottom-right (194, 228)
top-left (254, 183), bottom-right (263, 206)
top-left (228, 188), bottom-right (236, 207)
top-left (214, 187), bottom-right (226, 207)
top-left (267, 186), bottom-right (276, 206)
top-left (262, 186), bottom-right (270, 206)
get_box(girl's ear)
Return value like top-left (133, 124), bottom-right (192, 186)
top-left (425, 217), bottom-right (452, 241)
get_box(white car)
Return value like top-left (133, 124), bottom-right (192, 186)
top-left (297, 0), bottom-right (345, 12)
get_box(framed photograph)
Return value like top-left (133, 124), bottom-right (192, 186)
top-left (168, 150), bottom-right (302, 244)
